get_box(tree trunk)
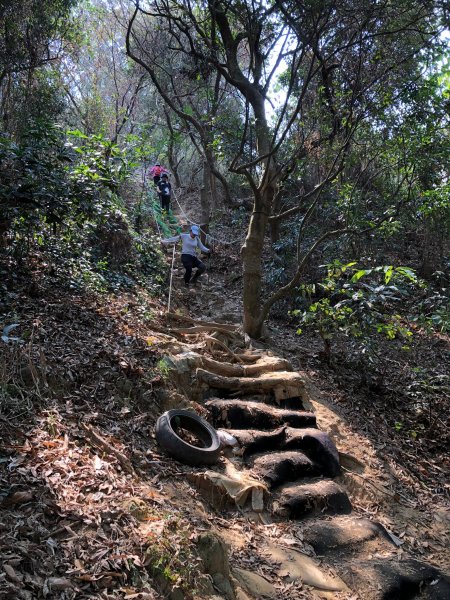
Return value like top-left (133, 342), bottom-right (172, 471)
top-left (419, 215), bottom-right (444, 279)
top-left (204, 146), bottom-right (234, 207)
top-left (200, 161), bottom-right (211, 245)
top-left (242, 204), bottom-right (268, 337)
top-left (242, 98), bottom-right (278, 338)
top-left (164, 107), bottom-right (182, 187)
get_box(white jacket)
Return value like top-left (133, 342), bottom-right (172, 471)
top-left (162, 233), bottom-right (209, 256)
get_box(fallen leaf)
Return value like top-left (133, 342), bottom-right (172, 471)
top-left (1, 490), bottom-right (33, 507)
top-left (3, 564), bottom-right (23, 583)
top-left (47, 577), bottom-right (73, 590)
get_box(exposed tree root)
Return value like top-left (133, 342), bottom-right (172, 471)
top-left (200, 355), bottom-right (292, 377)
top-left (196, 368), bottom-right (305, 401)
top-left (166, 312), bottom-right (239, 332)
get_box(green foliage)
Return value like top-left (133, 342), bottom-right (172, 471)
top-left (145, 192), bottom-right (181, 238)
top-left (0, 123), bottom-right (73, 227)
top-left (156, 358), bottom-right (171, 379)
top-left (293, 260), bottom-right (417, 356)
top-left (36, 207), bottom-right (166, 295)
top-left (0, 0), bottom-right (80, 136)
top-left (411, 290), bottom-right (450, 334)
top-left (0, 122), bottom-right (167, 296)
top-left (67, 129), bottom-right (133, 192)
top-left (0, 124), bottom-right (134, 235)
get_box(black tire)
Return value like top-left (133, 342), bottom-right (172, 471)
top-left (155, 409), bottom-right (221, 466)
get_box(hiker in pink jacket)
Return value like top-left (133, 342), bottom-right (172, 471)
top-left (149, 162), bottom-right (169, 185)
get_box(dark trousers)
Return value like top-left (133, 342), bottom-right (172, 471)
top-left (181, 254), bottom-right (206, 284)
top-left (159, 194), bottom-right (170, 212)
top-left (153, 175), bottom-right (161, 185)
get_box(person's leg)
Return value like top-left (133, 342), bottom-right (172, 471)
top-left (153, 175), bottom-right (160, 186)
top-left (162, 196), bottom-right (170, 212)
top-left (181, 254), bottom-right (194, 285)
top-left (191, 257), bottom-right (206, 283)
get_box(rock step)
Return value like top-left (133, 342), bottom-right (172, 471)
top-left (284, 427), bottom-right (341, 476)
top-left (272, 479), bottom-right (352, 518)
top-left (205, 399), bottom-right (317, 430)
top-left (301, 515), bottom-right (394, 555)
top-left (227, 426), bottom-right (340, 477)
top-left (340, 558), bottom-right (450, 600)
top-left (250, 451), bottom-right (322, 489)
top-left (205, 391), bottom-right (307, 410)
top-left (226, 426), bottom-right (287, 455)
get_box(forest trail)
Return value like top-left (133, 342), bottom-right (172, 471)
top-left (155, 217), bottom-right (450, 600)
top-left (0, 201), bottom-right (448, 600)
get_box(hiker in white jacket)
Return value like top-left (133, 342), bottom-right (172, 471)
top-left (161, 224), bottom-right (210, 287)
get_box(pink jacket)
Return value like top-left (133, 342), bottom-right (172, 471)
top-left (149, 165), bottom-right (168, 177)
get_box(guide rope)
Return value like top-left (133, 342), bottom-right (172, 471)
top-left (167, 244), bottom-right (176, 313)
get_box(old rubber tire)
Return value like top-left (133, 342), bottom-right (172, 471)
top-left (155, 409), bottom-right (221, 466)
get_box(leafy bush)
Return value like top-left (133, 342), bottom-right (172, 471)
top-left (0, 123), bottom-right (167, 296)
top-left (293, 260), bottom-right (417, 361)
top-left (411, 290), bottom-right (450, 333)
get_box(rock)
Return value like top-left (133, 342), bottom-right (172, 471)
top-left (273, 479), bottom-right (352, 518)
top-left (3, 564), bottom-right (23, 583)
top-left (205, 399), bottom-right (316, 430)
top-left (195, 574), bottom-right (217, 597)
top-left (232, 568), bottom-right (276, 599)
top-left (121, 497), bottom-right (150, 521)
top-left (196, 532), bottom-right (235, 600)
top-left (251, 451), bottom-right (321, 488)
top-left (283, 428), bottom-right (341, 477)
top-left (341, 558), bottom-right (450, 600)
top-left (301, 516), bottom-right (393, 555)
top-left (212, 573), bottom-right (235, 599)
top-left (197, 532), bottom-right (231, 578)
top-left (47, 578), bottom-right (73, 591)
top-left (168, 587), bottom-right (185, 600)
top-left (264, 542), bottom-right (348, 591)
top-left (161, 352), bottom-right (203, 399)
top-left (234, 589), bottom-right (252, 600)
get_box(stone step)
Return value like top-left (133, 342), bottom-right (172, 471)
top-left (205, 399), bottom-right (316, 430)
top-left (250, 451), bottom-right (322, 489)
top-left (283, 427), bottom-right (341, 477)
top-left (225, 426), bottom-right (341, 477)
top-left (340, 558), bottom-right (450, 599)
top-left (272, 479), bottom-right (352, 518)
top-left (205, 391), bottom-right (308, 411)
top-left (226, 426), bottom-right (287, 456)
top-left (301, 515), bottom-right (394, 556)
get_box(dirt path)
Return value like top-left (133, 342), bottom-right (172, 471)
top-left (1, 210), bottom-right (448, 600)
top-left (157, 252), bottom-right (450, 600)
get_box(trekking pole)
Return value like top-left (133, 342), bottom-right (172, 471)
top-left (167, 244), bottom-right (176, 313)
